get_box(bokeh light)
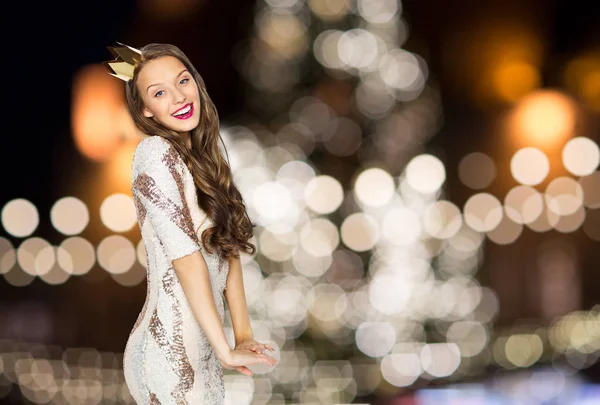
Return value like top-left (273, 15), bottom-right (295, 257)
top-left (562, 136), bottom-right (600, 176)
top-left (300, 218), bottom-right (339, 258)
top-left (492, 61), bottom-right (541, 102)
top-left (1, 199), bottom-right (39, 238)
top-left (509, 90), bottom-right (576, 150)
top-left (422, 200), bottom-right (462, 239)
top-left (71, 64), bottom-right (127, 162)
top-left (463, 193), bottom-right (503, 233)
top-left (563, 54), bottom-right (600, 112)
top-left (381, 206), bottom-right (421, 245)
top-left (17, 237), bottom-right (54, 277)
top-left (458, 152), bottom-right (496, 190)
top-left (544, 176), bottom-right (584, 216)
top-left (304, 175), bottom-right (344, 214)
top-left (97, 235), bottom-right (136, 275)
top-left (578, 171), bottom-right (600, 208)
top-left (354, 168), bottom-right (395, 207)
top-left (553, 205), bottom-right (585, 233)
top-left (0, 237), bottom-right (16, 274)
top-left (100, 194), bottom-right (138, 233)
top-left (510, 147), bottom-right (550, 186)
top-left (357, 0), bottom-right (400, 24)
top-left (57, 237), bottom-right (96, 276)
top-left (340, 213), bottom-right (379, 252)
top-left (405, 154), bottom-right (446, 194)
top-left (50, 197), bottom-right (89, 236)
top-left (308, 0), bottom-right (350, 22)
top-left (504, 185), bottom-right (544, 224)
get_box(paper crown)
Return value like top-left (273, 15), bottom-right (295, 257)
top-left (104, 42), bottom-right (143, 82)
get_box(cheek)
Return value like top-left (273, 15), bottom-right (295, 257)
top-left (145, 99), bottom-right (168, 118)
top-left (186, 86), bottom-right (200, 100)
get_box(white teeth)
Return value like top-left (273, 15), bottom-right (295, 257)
top-left (173, 105), bottom-right (191, 116)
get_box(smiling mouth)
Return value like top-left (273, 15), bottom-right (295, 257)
top-left (172, 103), bottom-right (193, 119)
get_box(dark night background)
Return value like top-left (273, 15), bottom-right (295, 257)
top-left (2, 0), bottom-right (600, 403)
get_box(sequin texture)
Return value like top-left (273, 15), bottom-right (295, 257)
top-left (123, 136), bottom-right (228, 404)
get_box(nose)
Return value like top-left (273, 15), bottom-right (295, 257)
top-left (172, 88), bottom-right (186, 104)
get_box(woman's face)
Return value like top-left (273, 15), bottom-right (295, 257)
top-left (136, 55), bottom-right (201, 135)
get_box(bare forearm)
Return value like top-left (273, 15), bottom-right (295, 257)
top-left (224, 256), bottom-right (254, 344)
top-left (173, 252), bottom-right (231, 361)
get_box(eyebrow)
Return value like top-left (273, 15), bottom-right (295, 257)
top-left (146, 69), bottom-right (189, 93)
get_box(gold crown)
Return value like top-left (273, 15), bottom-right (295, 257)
top-left (104, 42), bottom-right (143, 82)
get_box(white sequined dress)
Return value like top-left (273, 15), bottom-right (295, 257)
top-left (123, 136), bottom-right (229, 404)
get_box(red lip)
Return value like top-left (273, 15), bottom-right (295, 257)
top-left (171, 103), bottom-right (194, 120)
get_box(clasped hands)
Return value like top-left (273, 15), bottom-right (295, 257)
top-left (219, 337), bottom-right (278, 376)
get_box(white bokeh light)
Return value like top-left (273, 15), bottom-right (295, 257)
top-left (562, 136), bottom-right (600, 176)
top-left (1, 199), bottom-right (39, 237)
top-left (404, 154), bottom-right (446, 194)
top-left (341, 213), bottom-right (380, 252)
top-left (422, 200), bottom-right (462, 239)
top-left (354, 168), bottom-right (395, 207)
top-left (504, 185), bottom-right (544, 224)
top-left (100, 194), bottom-right (137, 233)
top-left (356, 322), bottom-right (396, 358)
top-left (57, 237), bottom-right (96, 276)
top-left (369, 272), bottom-right (411, 315)
top-left (50, 197), bottom-right (89, 236)
top-left (420, 343), bottom-right (461, 377)
top-left (338, 29), bottom-right (379, 69)
top-left (304, 175), bottom-right (344, 214)
top-left (381, 206), bottom-right (421, 245)
top-left (357, 0), bottom-right (399, 24)
top-left (463, 193), bottom-right (503, 232)
top-left (545, 177), bottom-right (584, 216)
top-left (379, 49), bottom-right (422, 90)
top-left (17, 237), bottom-right (54, 276)
top-left (510, 147), bottom-right (550, 186)
top-left (300, 218), bottom-right (339, 257)
top-left (253, 181), bottom-right (294, 222)
top-left (97, 235), bottom-right (136, 275)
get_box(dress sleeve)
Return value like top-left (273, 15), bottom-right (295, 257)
top-left (131, 138), bottom-right (201, 263)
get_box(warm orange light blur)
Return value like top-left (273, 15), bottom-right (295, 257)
top-left (444, 22), bottom-right (543, 105)
top-left (102, 139), bottom-right (142, 193)
top-left (581, 71), bottom-right (600, 112)
top-left (564, 54), bottom-right (600, 111)
top-left (71, 64), bottom-right (127, 162)
top-left (508, 90), bottom-right (576, 151)
top-left (492, 61), bottom-right (540, 102)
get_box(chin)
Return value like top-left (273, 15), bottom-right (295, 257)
top-left (163, 116), bottom-right (200, 133)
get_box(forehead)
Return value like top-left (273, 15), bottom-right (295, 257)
top-left (137, 56), bottom-right (187, 86)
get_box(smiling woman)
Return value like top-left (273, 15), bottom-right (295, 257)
top-left (138, 57), bottom-right (200, 138)
top-left (103, 43), bottom-right (278, 404)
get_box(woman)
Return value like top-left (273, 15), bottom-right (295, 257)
top-left (105, 43), bottom-right (277, 404)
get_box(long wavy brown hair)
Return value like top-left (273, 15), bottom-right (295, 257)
top-left (125, 43), bottom-right (256, 261)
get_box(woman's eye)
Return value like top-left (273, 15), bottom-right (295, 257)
top-left (154, 90), bottom-right (164, 97)
top-left (180, 78), bottom-right (189, 85)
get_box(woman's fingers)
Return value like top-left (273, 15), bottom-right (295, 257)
top-left (235, 366), bottom-right (253, 376)
top-left (249, 352), bottom-right (276, 366)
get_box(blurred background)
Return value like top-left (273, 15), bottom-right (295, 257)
top-left (2, 0), bottom-right (600, 404)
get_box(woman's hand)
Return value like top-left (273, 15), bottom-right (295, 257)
top-left (217, 347), bottom-right (277, 377)
top-left (235, 337), bottom-right (275, 356)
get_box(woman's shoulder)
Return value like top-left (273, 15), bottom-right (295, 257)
top-left (132, 136), bottom-right (176, 169)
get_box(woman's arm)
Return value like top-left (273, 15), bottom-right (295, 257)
top-left (173, 252), bottom-right (232, 364)
top-left (224, 255), bottom-right (254, 345)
